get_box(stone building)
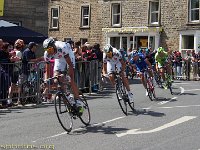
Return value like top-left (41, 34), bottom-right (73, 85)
top-left (49, 0), bottom-right (200, 53)
top-left (48, 0), bottom-right (103, 45)
top-left (0, 0), bottom-right (48, 36)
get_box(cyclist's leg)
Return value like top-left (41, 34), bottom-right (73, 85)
top-left (138, 72), bottom-right (146, 89)
top-left (107, 61), bottom-right (115, 86)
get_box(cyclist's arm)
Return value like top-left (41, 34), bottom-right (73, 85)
top-left (102, 62), bottom-right (107, 75)
top-left (145, 58), bottom-right (152, 69)
top-left (120, 59), bottom-right (126, 71)
top-left (65, 54), bottom-right (74, 79)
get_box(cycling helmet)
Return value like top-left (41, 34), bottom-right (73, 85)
top-left (132, 51), bottom-right (138, 57)
top-left (43, 37), bottom-right (55, 49)
top-left (103, 44), bottom-right (113, 53)
top-left (14, 39), bottom-right (24, 49)
top-left (157, 47), bottom-right (164, 53)
top-left (145, 48), bottom-right (150, 55)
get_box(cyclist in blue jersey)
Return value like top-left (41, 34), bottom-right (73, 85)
top-left (130, 51), bottom-right (153, 96)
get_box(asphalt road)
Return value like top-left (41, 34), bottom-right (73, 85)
top-left (0, 79), bottom-right (200, 150)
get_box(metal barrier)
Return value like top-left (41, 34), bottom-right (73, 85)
top-left (172, 60), bottom-right (200, 80)
top-left (0, 61), bottom-right (44, 103)
top-left (0, 59), bottom-right (104, 104)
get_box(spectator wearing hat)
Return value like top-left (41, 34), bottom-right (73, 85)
top-left (21, 42), bottom-right (43, 84)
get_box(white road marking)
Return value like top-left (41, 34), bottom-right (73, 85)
top-left (116, 116), bottom-right (197, 137)
top-left (173, 83), bottom-right (189, 85)
top-left (32, 116), bottom-right (125, 143)
top-left (157, 97), bottom-right (177, 105)
top-left (184, 89), bottom-right (200, 92)
top-left (158, 105), bottom-right (200, 109)
top-left (180, 87), bottom-right (185, 94)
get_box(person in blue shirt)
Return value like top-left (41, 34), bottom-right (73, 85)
top-left (130, 51), bottom-right (153, 96)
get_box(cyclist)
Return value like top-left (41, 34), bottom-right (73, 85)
top-left (130, 51), bottom-right (153, 96)
top-left (155, 47), bottom-right (172, 89)
top-left (43, 37), bottom-right (83, 112)
top-left (102, 44), bottom-right (134, 102)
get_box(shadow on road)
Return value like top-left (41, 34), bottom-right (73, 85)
top-left (154, 97), bottom-right (177, 102)
top-left (71, 123), bottom-right (128, 135)
top-left (132, 109), bottom-right (166, 117)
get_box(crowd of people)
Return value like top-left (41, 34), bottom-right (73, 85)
top-left (0, 38), bottom-right (103, 109)
top-left (0, 37), bottom-right (200, 111)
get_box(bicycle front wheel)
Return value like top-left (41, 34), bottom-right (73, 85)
top-left (79, 97), bottom-right (91, 126)
top-left (116, 80), bottom-right (128, 115)
top-left (146, 80), bottom-right (154, 101)
top-left (54, 92), bottom-right (73, 132)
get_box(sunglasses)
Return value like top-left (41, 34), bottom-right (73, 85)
top-left (44, 47), bottom-right (54, 53)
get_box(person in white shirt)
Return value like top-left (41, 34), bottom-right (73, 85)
top-left (43, 37), bottom-right (83, 112)
top-left (102, 44), bottom-right (134, 103)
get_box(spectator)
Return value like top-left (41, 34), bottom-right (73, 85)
top-left (198, 51), bottom-right (200, 79)
top-left (7, 41), bottom-right (22, 106)
top-left (191, 50), bottom-right (199, 80)
top-left (174, 51), bottom-right (183, 80)
top-left (183, 50), bottom-right (192, 80)
top-left (74, 41), bottom-right (82, 61)
top-left (0, 42), bottom-right (12, 108)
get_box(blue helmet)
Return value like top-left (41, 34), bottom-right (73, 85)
top-left (132, 51), bottom-right (138, 57)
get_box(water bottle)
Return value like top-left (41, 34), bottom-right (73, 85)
top-left (66, 93), bottom-right (75, 106)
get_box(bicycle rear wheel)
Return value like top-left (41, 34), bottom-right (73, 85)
top-left (116, 79), bottom-right (128, 115)
top-left (79, 97), bottom-right (91, 126)
top-left (54, 91), bottom-right (73, 132)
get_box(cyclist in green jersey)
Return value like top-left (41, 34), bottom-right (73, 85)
top-left (155, 47), bottom-right (171, 87)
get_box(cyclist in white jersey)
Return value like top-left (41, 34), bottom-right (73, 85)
top-left (102, 44), bottom-right (134, 102)
top-left (43, 37), bottom-right (83, 111)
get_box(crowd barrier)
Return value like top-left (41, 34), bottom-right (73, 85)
top-left (172, 61), bottom-right (200, 80)
top-left (0, 60), bottom-right (102, 103)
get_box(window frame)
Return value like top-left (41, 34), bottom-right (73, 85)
top-left (80, 4), bottom-right (91, 28)
top-left (50, 6), bottom-right (60, 29)
top-left (111, 2), bottom-right (122, 27)
top-left (80, 38), bottom-right (88, 45)
top-left (189, 0), bottom-right (200, 22)
top-left (148, 0), bottom-right (160, 26)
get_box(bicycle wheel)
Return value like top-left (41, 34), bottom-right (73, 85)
top-left (128, 99), bottom-right (134, 111)
top-left (116, 79), bottom-right (128, 115)
top-left (54, 91), bottom-right (73, 132)
top-left (154, 72), bottom-right (162, 88)
top-left (79, 97), bottom-right (91, 126)
top-left (146, 79), bottom-right (154, 101)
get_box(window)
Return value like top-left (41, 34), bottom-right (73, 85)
top-left (111, 3), bottom-right (121, 27)
top-left (149, 1), bottom-right (159, 25)
top-left (181, 35), bottom-right (194, 49)
top-left (80, 38), bottom-right (88, 45)
top-left (51, 7), bottom-right (59, 29)
top-left (80, 5), bottom-right (90, 28)
top-left (189, 0), bottom-right (199, 22)
top-left (64, 37), bottom-right (72, 42)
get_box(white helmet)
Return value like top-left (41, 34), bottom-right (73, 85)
top-left (43, 37), bottom-right (55, 49)
top-left (103, 44), bottom-right (113, 53)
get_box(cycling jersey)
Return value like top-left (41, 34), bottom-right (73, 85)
top-left (103, 48), bottom-right (122, 74)
top-left (44, 41), bottom-right (75, 71)
top-left (155, 51), bottom-right (168, 67)
top-left (130, 53), bottom-right (147, 72)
